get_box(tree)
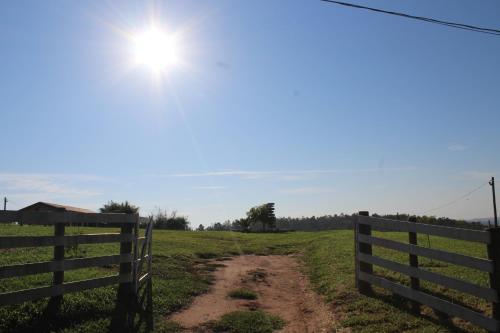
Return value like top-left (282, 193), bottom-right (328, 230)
top-left (212, 222), bottom-right (224, 231)
top-left (153, 209), bottom-right (190, 230)
top-left (197, 224), bottom-right (205, 231)
top-left (246, 203), bottom-right (276, 232)
top-left (234, 218), bottom-right (251, 232)
top-left (100, 201), bottom-right (139, 214)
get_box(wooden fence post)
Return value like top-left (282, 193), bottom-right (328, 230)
top-left (47, 223), bottom-right (65, 314)
top-left (133, 220), bottom-right (139, 293)
top-left (147, 220), bottom-right (153, 330)
top-left (114, 216), bottom-right (136, 330)
top-left (408, 216), bottom-right (421, 314)
top-left (487, 227), bottom-right (500, 328)
top-left (358, 211), bottom-right (373, 295)
top-left (118, 218), bottom-right (135, 302)
top-left (354, 214), bottom-right (359, 289)
top-left (147, 221), bottom-right (153, 279)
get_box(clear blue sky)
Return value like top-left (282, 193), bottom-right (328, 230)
top-left (1, 1), bottom-right (499, 225)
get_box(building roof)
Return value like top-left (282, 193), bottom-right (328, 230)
top-left (19, 202), bottom-right (95, 213)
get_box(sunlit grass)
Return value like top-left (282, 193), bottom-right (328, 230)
top-left (228, 288), bottom-right (258, 300)
top-left (0, 225), bottom-right (492, 332)
top-left (302, 230), bottom-right (490, 332)
top-left (210, 310), bottom-right (284, 333)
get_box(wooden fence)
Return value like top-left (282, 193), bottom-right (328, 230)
top-left (0, 210), bottom-right (152, 307)
top-left (134, 216), bottom-right (153, 293)
top-left (355, 211), bottom-right (500, 332)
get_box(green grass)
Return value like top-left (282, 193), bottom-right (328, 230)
top-left (302, 230), bottom-right (489, 333)
top-left (209, 310), bottom-right (284, 333)
top-left (228, 288), bottom-right (258, 300)
top-left (0, 225), bottom-right (492, 332)
top-left (0, 225), bottom-right (319, 333)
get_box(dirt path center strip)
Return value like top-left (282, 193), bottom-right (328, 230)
top-left (168, 255), bottom-right (334, 332)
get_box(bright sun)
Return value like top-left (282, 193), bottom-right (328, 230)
top-left (132, 27), bottom-right (181, 72)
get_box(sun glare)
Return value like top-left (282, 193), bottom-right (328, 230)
top-left (132, 27), bottom-right (181, 73)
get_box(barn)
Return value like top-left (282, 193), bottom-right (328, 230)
top-left (19, 202), bottom-right (94, 226)
top-left (19, 202), bottom-right (94, 214)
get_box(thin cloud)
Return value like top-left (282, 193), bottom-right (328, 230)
top-left (191, 186), bottom-right (227, 190)
top-left (448, 144), bottom-right (467, 152)
top-left (282, 187), bottom-right (335, 195)
top-left (160, 167), bottom-right (416, 179)
top-left (0, 173), bottom-right (103, 199)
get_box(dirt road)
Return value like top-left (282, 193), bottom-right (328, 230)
top-left (169, 255), bottom-right (335, 332)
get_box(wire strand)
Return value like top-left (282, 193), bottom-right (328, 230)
top-left (321, 0), bottom-right (500, 36)
top-left (420, 182), bottom-right (489, 215)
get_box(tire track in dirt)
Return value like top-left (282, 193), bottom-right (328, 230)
top-left (168, 255), bottom-right (335, 332)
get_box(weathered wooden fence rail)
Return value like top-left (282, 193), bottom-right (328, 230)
top-left (0, 210), bottom-right (152, 307)
top-left (355, 211), bottom-right (500, 332)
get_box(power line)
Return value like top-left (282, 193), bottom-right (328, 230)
top-left (321, 0), bottom-right (500, 37)
top-left (420, 182), bottom-right (489, 215)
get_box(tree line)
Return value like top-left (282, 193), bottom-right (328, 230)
top-left (205, 212), bottom-right (485, 232)
top-left (100, 201), bottom-right (190, 230)
top-left (206, 213), bottom-right (354, 231)
top-left (99, 201), bottom-right (486, 232)
top-left (99, 201), bottom-right (277, 231)
top-left (372, 213), bottom-right (485, 230)
top-left (204, 203), bottom-right (276, 232)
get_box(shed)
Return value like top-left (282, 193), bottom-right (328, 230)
top-left (19, 202), bottom-right (94, 213)
top-left (18, 202), bottom-right (95, 226)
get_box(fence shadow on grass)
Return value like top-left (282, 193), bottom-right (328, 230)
top-left (1, 283), bottom-right (153, 333)
top-left (365, 289), bottom-right (471, 333)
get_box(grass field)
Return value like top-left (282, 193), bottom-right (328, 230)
top-left (0, 225), bottom-right (492, 333)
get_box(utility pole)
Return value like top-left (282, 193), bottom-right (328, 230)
top-left (490, 177), bottom-right (498, 228)
top-left (3, 197), bottom-right (7, 211)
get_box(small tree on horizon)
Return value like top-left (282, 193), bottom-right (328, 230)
top-left (246, 203), bottom-right (276, 232)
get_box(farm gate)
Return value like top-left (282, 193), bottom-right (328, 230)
top-left (354, 211), bottom-right (500, 332)
top-left (0, 210), bottom-right (153, 307)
